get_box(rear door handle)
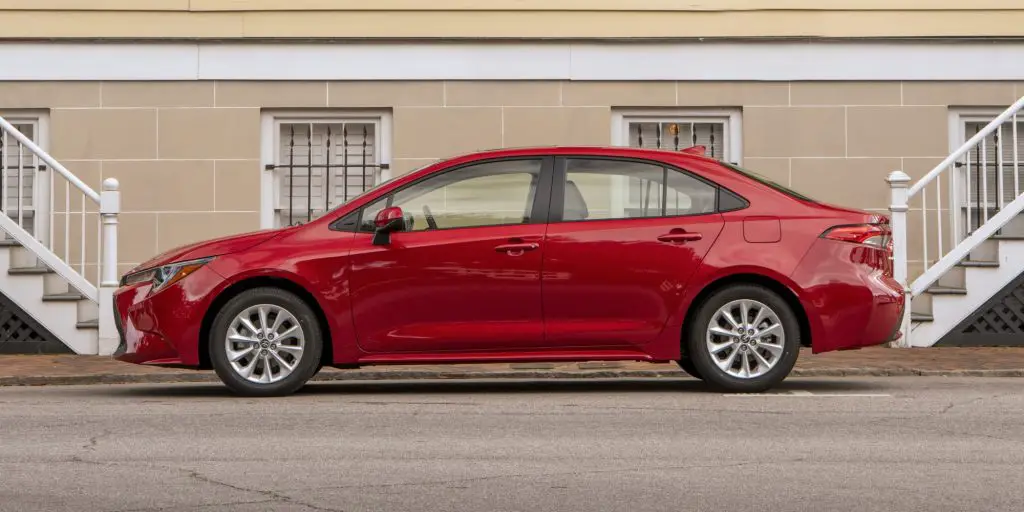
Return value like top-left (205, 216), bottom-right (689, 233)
top-left (657, 232), bottom-right (702, 243)
top-left (495, 243), bottom-right (540, 254)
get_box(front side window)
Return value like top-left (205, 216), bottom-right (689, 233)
top-left (561, 158), bottom-right (717, 221)
top-left (359, 159), bottom-right (542, 232)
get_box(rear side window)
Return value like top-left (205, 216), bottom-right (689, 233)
top-left (560, 158), bottom-right (717, 221)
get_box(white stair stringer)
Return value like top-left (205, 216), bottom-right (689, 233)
top-left (910, 239), bottom-right (1024, 347)
top-left (0, 245), bottom-right (97, 354)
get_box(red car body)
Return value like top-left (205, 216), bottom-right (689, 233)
top-left (113, 146), bottom-right (904, 371)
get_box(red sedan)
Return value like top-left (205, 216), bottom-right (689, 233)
top-left (113, 146), bottom-right (904, 396)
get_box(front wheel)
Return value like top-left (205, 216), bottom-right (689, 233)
top-left (209, 287), bottom-right (323, 397)
top-left (686, 284), bottom-right (800, 393)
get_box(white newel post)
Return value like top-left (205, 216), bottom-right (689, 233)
top-left (887, 170), bottom-right (912, 348)
top-left (98, 178), bottom-right (120, 356)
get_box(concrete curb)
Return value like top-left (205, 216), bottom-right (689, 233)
top-left (3, 367), bottom-right (1024, 387)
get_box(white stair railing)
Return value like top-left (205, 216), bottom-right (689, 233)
top-left (0, 116), bottom-right (120, 355)
top-left (889, 95), bottom-right (1024, 347)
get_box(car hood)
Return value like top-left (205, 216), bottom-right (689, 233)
top-left (130, 228), bottom-right (289, 274)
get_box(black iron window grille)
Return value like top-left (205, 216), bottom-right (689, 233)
top-left (266, 121), bottom-right (388, 227)
top-left (956, 120), bottom-right (1024, 234)
top-left (628, 121), bottom-right (729, 162)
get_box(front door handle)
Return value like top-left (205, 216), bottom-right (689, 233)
top-left (657, 231), bottom-right (702, 243)
top-left (495, 242), bottom-right (540, 254)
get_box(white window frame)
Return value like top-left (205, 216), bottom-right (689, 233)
top-left (948, 107), bottom-right (1021, 243)
top-left (611, 108), bottom-right (743, 165)
top-left (259, 110), bottom-right (392, 229)
top-left (0, 111), bottom-right (50, 245)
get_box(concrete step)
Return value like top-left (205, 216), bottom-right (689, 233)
top-left (958, 260), bottom-right (1000, 268)
top-left (8, 265), bottom-right (52, 276)
top-left (76, 319), bottom-right (98, 330)
top-left (42, 292), bottom-right (86, 302)
top-left (927, 285), bottom-right (968, 296)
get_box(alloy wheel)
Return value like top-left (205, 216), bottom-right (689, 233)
top-left (225, 304), bottom-right (306, 384)
top-left (705, 299), bottom-right (786, 379)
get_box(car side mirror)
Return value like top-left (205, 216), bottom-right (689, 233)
top-left (372, 206), bottom-right (405, 245)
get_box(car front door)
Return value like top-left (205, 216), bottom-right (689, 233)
top-left (348, 156), bottom-right (553, 354)
top-left (541, 157), bottom-right (725, 349)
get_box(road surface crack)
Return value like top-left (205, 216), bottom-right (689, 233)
top-left (112, 498), bottom-right (278, 512)
top-left (936, 393), bottom-right (1006, 416)
top-left (169, 466), bottom-right (345, 512)
top-left (302, 461), bottom-right (761, 491)
top-left (82, 429), bottom-right (112, 451)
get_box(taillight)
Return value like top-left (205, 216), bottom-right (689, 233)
top-left (821, 224), bottom-right (891, 249)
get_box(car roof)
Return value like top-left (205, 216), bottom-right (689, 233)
top-left (456, 145), bottom-right (717, 164)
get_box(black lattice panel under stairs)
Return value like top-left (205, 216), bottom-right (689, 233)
top-left (937, 272), bottom-right (1024, 346)
top-left (0, 292), bottom-right (68, 354)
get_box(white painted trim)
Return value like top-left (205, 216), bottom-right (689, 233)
top-left (4, 42), bottom-right (1024, 81)
top-left (259, 114), bottom-right (275, 229)
top-left (259, 110), bottom-right (392, 229)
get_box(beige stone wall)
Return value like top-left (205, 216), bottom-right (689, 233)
top-left (2, 79), bottom-right (1020, 279)
top-left (3, 1), bottom-right (1024, 38)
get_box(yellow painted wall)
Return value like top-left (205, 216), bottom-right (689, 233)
top-left (1, 0), bottom-right (1024, 39)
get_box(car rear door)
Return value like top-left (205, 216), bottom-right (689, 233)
top-left (347, 156), bottom-right (555, 354)
top-left (541, 156), bottom-right (725, 349)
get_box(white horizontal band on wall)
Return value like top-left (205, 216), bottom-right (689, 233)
top-left (3, 42), bottom-right (1024, 81)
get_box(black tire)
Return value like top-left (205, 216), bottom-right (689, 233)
top-left (209, 287), bottom-right (323, 397)
top-left (686, 284), bottom-right (800, 393)
top-left (676, 356), bottom-right (704, 380)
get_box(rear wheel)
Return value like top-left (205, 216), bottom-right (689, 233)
top-left (687, 284), bottom-right (800, 393)
top-left (209, 287), bottom-right (323, 397)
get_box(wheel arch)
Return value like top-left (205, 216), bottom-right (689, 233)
top-left (680, 272), bottom-right (812, 356)
top-left (197, 276), bottom-right (333, 370)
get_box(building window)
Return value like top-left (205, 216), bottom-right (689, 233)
top-left (953, 110), bottom-right (1024, 239)
top-left (261, 112), bottom-right (392, 228)
top-left (961, 118), bottom-right (1022, 207)
top-left (0, 114), bottom-right (47, 238)
top-left (612, 109), bottom-right (742, 165)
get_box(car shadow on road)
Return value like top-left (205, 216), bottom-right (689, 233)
top-left (96, 377), bottom-right (892, 399)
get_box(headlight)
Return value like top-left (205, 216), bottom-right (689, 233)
top-left (120, 257), bottom-right (214, 292)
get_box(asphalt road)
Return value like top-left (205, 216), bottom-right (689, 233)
top-left (1, 377), bottom-right (1023, 512)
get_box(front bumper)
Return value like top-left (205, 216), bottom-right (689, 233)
top-left (112, 265), bottom-right (224, 367)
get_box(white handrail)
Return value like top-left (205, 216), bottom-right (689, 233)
top-left (908, 95), bottom-right (1024, 198)
top-left (0, 116), bottom-right (99, 204)
top-left (910, 191), bottom-right (1024, 297)
top-left (890, 95), bottom-right (1024, 348)
top-left (0, 116), bottom-right (121, 355)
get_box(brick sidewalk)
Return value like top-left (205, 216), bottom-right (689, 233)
top-left (3, 347), bottom-right (1024, 386)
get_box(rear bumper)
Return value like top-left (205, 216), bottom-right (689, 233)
top-left (792, 241), bottom-right (905, 354)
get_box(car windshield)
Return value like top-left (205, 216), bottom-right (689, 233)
top-left (720, 161), bottom-right (819, 203)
